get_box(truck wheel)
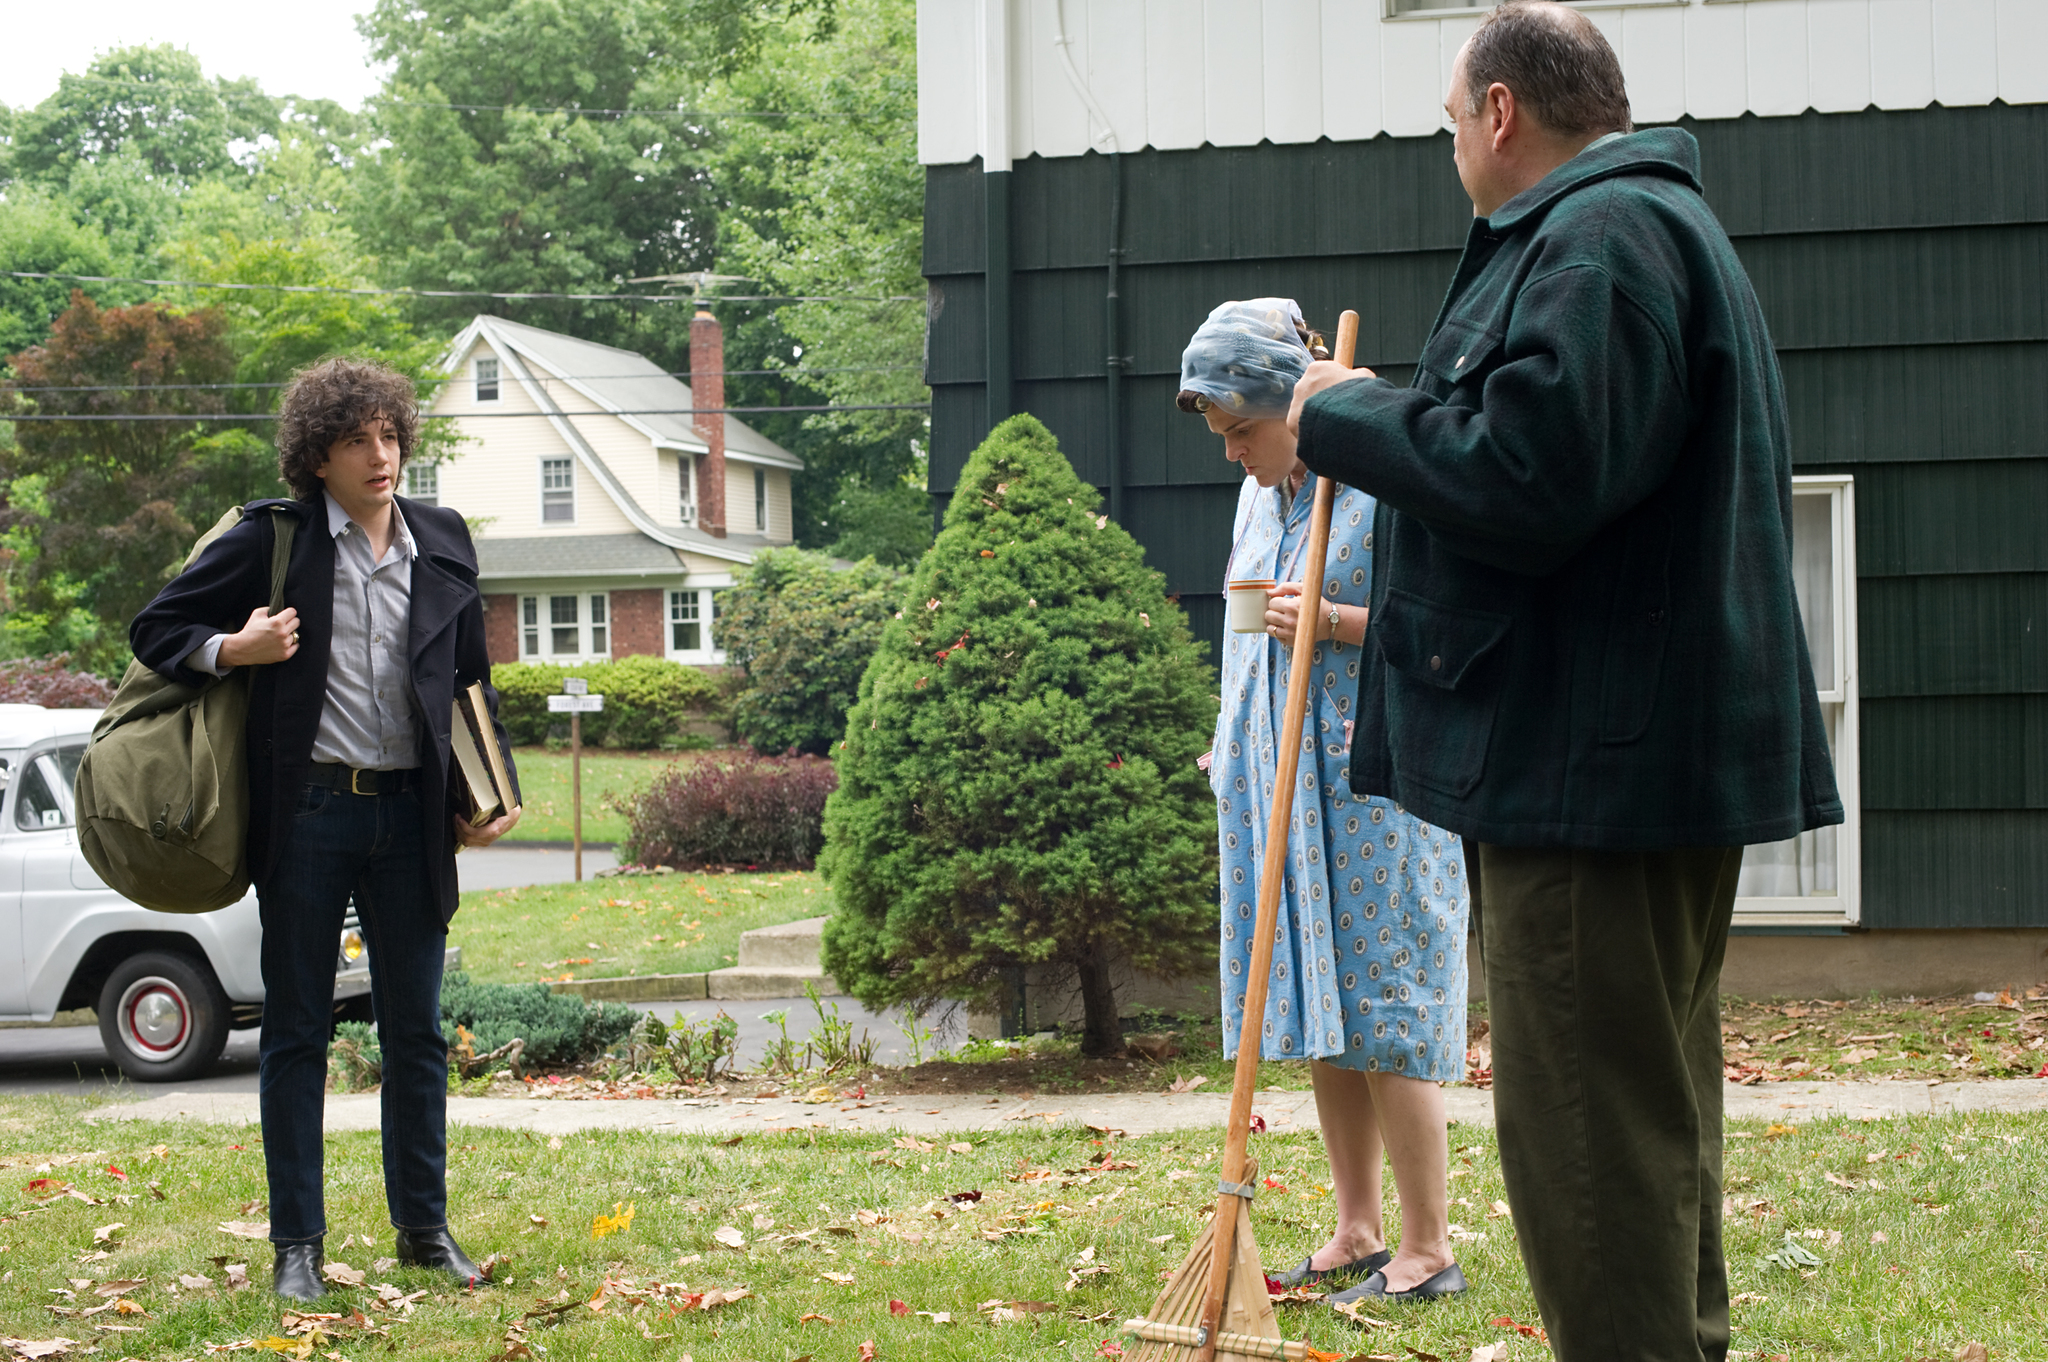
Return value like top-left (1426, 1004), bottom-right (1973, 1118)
top-left (96, 952), bottom-right (232, 1084)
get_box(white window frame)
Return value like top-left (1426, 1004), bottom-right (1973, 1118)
top-left (754, 466), bottom-right (767, 532)
top-left (540, 455), bottom-right (576, 525)
top-left (667, 587), bottom-right (725, 664)
top-left (679, 452), bottom-right (698, 526)
top-left (475, 356), bottom-right (500, 401)
top-left (519, 592), bottom-right (611, 661)
top-left (403, 461), bottom-right (439, 506)
top-left (1733, 475), bottom-right (1861, 928)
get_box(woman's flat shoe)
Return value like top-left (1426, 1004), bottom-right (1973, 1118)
top-left (1327, 1261), bottom-right (1468, 1305)
top-left (1268, 1247), bottom-right (1392, 1289)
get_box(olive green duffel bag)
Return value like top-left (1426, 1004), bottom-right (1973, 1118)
top-left (74, 505), bottom-right (295, 913)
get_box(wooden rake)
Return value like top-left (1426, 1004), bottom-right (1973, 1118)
top-left (1122, 310), bottom-right (1361, 1362)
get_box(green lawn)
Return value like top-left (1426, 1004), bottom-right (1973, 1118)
top-left (451, 872), bottom-right (830, 984)
top-left (0, 1100), bottom-right (2038, 1360)
top-left (498, 747), bottom-right (713, 846)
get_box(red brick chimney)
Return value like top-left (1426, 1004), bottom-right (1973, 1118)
top-left (689, 307), bottom-right (727, 538)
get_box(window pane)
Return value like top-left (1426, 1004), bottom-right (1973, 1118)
top-left (523, 630), bottom-right (539, 655)
top-left (674, 621), bottom-right (701, 651)
top-left (542, 492), bottom-right (573, 523)
top-left (541, 458), bottom-right (572, 490)
top-left (755, 467), bottom-right (766, 530)
top-left (1737, 704), bottom-right (1841, 897)
top-left (1791, 493), bottom-right (1835, 691)
top-left (14, 754), bottom-right (69, 830)
top-left (476, 358), bottom-right (499, 401)
top-left (522, 596), bottom-right (538, 626)
top-left (591, 627), bottom-right (607, 653)
top-left (550, 596), bottom-right (578, 625)
top-left (590, 595), bottom-right (606, 623)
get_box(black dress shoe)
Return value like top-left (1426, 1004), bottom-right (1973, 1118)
top-left (273, 1242), bottom-right (326, 1303)
top-left (1328, 1261), bottom-right (1469, 1305)
top-left (1268, 1247), bottom-right (1392, 1289)
top-left (394, 1226), bottom-right (487, 1287)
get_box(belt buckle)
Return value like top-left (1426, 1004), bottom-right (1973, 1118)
top-left (350, 768), bottom-right (373, 796)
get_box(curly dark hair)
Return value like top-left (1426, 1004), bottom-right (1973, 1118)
top-left (1175, 319), bottom-right (1328, 415)
top-left (276, 358), bottom-right (420, 499)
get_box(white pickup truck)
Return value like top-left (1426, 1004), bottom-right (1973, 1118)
top-left (0, 703), bottom-right (393, 1082)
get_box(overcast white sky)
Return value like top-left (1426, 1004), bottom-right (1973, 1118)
top-left (4, 1), bottom-right (385, 112)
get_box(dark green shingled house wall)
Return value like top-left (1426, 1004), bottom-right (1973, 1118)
top-left (922, 101), bottom-right (2048, 932)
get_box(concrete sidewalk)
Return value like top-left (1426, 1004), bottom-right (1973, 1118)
top-left (83, 1076), bottom-right (2048, 1138)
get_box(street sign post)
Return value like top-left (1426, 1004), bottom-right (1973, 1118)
top-left (546, 690), bottom-right (606, 879)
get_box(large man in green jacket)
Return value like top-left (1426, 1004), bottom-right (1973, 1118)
top-left (1289, 4), bottom-right (1841, 1358)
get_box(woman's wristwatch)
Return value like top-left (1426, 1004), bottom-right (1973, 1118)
top-left (1327, 603), bottom-right (1342, 641)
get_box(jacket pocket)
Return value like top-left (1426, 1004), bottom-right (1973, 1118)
top-left (1374, 588), bottom-right (1512, 798)
top-left (1598, 507), bottom-right (1674, 744)
top-left (1415, 319), bottom-right (1503, 399)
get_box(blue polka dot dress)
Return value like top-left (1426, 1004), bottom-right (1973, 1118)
top-left (1211, 473), bottom-right (1470, 1079)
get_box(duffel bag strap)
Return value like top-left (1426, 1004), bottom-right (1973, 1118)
top-left (267, 508), bottom-right (296, 615)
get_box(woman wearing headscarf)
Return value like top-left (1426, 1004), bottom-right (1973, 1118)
top-left (1182, 299), bottom-right (1471, 1306)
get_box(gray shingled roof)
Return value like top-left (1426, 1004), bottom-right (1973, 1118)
top-left (483, 316), bottom-right (801, 469)
top-left (474, 533), bottom-right (782, 581)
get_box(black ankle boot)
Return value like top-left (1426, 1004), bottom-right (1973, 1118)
top-left (273, 1242), bottom-right (326, 1302)
top-left (394, 1226), bottom-right (486, 1287)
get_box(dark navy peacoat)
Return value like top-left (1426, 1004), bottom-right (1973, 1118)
top-left (129, 494), bottom-right (518, 922)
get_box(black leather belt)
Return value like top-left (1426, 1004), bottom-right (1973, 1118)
top-left (306, 763), bottom-right (418, 796)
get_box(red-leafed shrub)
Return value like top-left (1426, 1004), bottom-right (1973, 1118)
top-left (0, 655), bottom-right (116, 708)
top-left (616, 755), bottom-right (839, 871)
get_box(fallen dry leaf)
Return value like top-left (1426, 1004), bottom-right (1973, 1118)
top-left (819, 1272), bottom-right (856, 1285)
top-left (1954, 1346), bottom-right (1988, 1362)
top-left (217, 1221), bottom-right (271, 1240)
top-left (321, 1261), bottom-right (366, 1287)
top-left (90, 1224), bottom-right (123, 1246)
top-left (0, 1340), bottom-right (77, 1359)
top-left (1469, 1347), bottom-right (1509, 1362)
top-left (177, 1274), bottom-right (213, 1291)
top-left (711, 1226), bottom-right (745, 1249)
top-left (858, 1341), bottom-right (878, 1361)
top-left (1165, 1076), bottom-right (1208, 1094)
top-left (1328, 1297), bottom-right (1392, 1328)
top-left (888, 1299), bottom-right (911, 1316)
top-left (946, 1142), bottom-right (973, 1155)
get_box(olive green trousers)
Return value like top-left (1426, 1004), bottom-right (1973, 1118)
top-left (1476, 844), bottom-right (1742, 1362)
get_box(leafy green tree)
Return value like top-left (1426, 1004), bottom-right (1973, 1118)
top-left (698, 0), bottom-right (928, 548)
top-left (0, 190), bottom-right (127, 355)
top-left (717, 547), bottom-right (903, 755)
top-left (0, 294), bottom-right (242, 669)
top-left (824, 477), bottom-right (932, 567)
top-left (349, 0), bottom-right (715, 347)
top-left (9, 45), bottom-right (276, 188)
top-left (818, 417), bottom-right (1218, 1056)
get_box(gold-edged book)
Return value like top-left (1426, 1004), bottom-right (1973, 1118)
top-left (450, 682), bottom-right (513, 827)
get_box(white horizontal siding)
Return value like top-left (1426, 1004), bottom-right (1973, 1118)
top-left (919, 0), bottom-right (2036, 165)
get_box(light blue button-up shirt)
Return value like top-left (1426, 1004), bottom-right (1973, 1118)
top-left (192, 493), bottom-right (422, 771)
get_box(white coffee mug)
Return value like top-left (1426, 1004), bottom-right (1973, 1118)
top-left (1227, 578), bottom-right (1276, 633)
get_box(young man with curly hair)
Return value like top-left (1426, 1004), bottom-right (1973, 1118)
top-left (131, 358), bottom-right (522, 1301)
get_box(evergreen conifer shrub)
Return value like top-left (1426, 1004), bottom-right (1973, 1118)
top-left (819, 416), bottom-right (1219, 1056)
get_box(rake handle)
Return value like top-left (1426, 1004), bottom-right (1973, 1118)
top-left (1193, 309), bottom-right (1358, 1362)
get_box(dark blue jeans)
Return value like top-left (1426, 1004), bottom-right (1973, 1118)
top-left (258, 781), bottom-right (448, 1245)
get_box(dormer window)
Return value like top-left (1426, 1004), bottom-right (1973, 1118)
top-left (475, 357), bottom-right (500, 401)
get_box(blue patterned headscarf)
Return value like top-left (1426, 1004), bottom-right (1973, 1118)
top-left (1178, 298), bottom-right (1314, 420)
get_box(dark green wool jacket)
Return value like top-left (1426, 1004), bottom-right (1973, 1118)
top-left (1298, 128), bottom-right (1842, 849)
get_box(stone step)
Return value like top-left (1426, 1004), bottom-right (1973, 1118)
top-left (705, 966), bottom-right (843, 1001)
top-left (692, 917), bottom-right (841, 999)
top-left (736, 916), bottom-right (830, 969)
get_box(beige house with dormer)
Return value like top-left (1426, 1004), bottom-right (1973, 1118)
top-left (418, 313), bottom-right (801, 667)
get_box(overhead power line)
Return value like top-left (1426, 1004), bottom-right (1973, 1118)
top-left (43, 73), bottom-right (883, 120)
top-left (5, 270), bottom-right (926, 305)
top-left (5, 366), bottom-right (924, 395)
top-left (0, 403), bottom-right (932, 422)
